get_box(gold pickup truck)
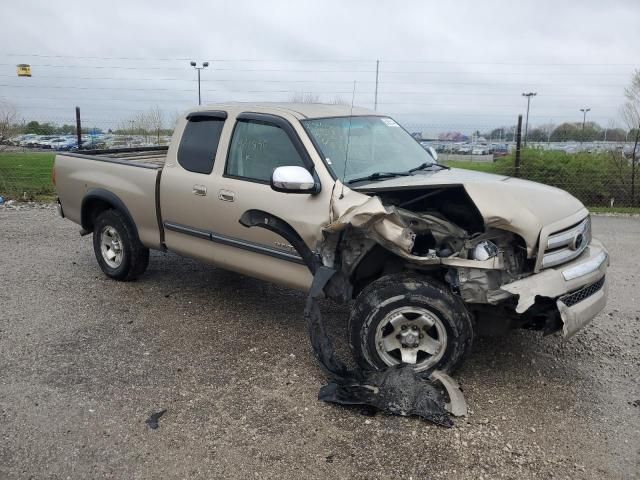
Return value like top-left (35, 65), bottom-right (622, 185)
top-left (54, 103), bottom-right (609, 373)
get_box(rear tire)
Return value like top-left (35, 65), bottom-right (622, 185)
top-left (92, 209), bottom-right (149, 281)
top-left (349, 273), bottom-right (473, 374)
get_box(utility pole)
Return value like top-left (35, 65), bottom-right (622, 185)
top-left (515, 115), bottom-right (523, 177)
top-left (374, 59), bottom-right (380, 111)
top-left (190, 61), bottom-right (209, 105)
top-left (580, 107), bottom-right (591, 144)
top-left (522, 92), bottom-right (537, 147)
top-left (75, 106), bottom-right (82, 150)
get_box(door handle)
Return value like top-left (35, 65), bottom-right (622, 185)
top-left (193, 185), bottom-right (207, 196)
top-left (218, 189), bottom-right (235, 202)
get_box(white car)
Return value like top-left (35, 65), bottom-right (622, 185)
top-left (472, 146), bottom-right (490, 155)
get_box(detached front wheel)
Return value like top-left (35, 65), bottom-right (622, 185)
top-left (92, 209), bottom-right (149, 281)
top-left (349, 273), bottom-right (473, 374)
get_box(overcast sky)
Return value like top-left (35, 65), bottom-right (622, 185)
top-left (1, 0), bottom-right (639, 133)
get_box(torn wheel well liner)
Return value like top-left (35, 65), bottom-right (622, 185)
top-left (350, 244), bottom-right (444, 297)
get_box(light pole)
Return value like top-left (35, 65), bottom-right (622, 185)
top-left (580, 107), bottom-right (591, 143)
top-left (522, 92), bottom-right (537, 147)
top-left (190, 61), bottom-right (209, 105)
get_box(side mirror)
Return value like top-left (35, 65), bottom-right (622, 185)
top-left (271, 166), bottom-right (320, 194)
top-left (425, 145), bottom-right (438, 162)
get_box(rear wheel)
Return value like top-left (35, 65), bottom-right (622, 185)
top-left (349, 273), bottom-right (473, 374)
top-left (92, 209), bottom-right (149, 281)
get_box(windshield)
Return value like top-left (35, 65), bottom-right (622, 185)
top-left (302, 116), bottom-right (435, 183)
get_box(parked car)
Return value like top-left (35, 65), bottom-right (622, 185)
top-left (48, 137), bottom-right (78, 151)
top-left (19, 134), bottom-right (40, 147)
top-left (33, 135), bottom-right (61, 148)
top-left (53, 103), bottom-right (609, 374)
top-left (471, 145), bottom-right (490, 155)
top-left (79, 136), bottom-right (107, 150)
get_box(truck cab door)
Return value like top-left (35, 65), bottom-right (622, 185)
top-left (206, 112), bottom-right (332, 290)
top-left (159, 111), bottom-right (227, 264)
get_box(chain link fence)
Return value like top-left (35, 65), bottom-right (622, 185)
top-left (1, 115), bottom-right (639, 207)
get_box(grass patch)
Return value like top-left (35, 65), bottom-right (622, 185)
top-left (442, 160), bottom-right (501, 173)
top-left (0, 152), bottom-right (56, 200)
top-left (588, 206), bottom-right (640, 214)
top-left (446, 150), bottom-right (639, 211)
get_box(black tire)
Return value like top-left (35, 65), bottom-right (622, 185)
top-left (349, 273), bottom-right (473, 375)
top-left (92, 209), bottom-right (149, 281)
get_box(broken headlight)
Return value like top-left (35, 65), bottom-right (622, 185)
top-left (472, 240), bottom-right (499, 261)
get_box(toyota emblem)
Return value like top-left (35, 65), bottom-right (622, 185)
top-left (570, 233), bottom-right (584, 251)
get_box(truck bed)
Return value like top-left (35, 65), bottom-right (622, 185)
top-left (54, 146), bottom-right (168, 250)
top-left (65, 146), bottom-right (168, 169)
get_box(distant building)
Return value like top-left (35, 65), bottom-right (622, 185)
top-left (438, 131), bottom-right (468, 142)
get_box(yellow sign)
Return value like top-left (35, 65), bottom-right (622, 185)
top-left (17, 64), bottom-right (32, 77)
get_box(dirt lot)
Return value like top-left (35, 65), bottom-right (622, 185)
top-left (0, 206), bottom-right (638, 479)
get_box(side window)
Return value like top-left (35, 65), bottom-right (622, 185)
top-left (177, 117), bottom-right (224, 174)
top-left (225, 119), bottom-right (306, 182)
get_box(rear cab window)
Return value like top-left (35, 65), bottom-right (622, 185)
top-left (177, 114), bottom-right (226, 174)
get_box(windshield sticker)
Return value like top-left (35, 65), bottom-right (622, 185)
top-left (381, 118), bottom-right (400, 128)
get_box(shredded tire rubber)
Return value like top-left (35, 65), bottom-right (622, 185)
top-left (306, 266), bottom-right (457, 427)
top-left (145, 409), bottom-right (167, 430)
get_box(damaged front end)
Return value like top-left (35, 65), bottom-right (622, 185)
top-left (325, 185), bottom-right (608, 340)
top-left (239, 180), bottom-right (608, 425)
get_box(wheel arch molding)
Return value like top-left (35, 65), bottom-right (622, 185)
top-left (81, 188), bottom-right (137, 235)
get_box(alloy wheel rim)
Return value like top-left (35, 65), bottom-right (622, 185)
top-left (100, 226), bottom-right (124, 268)
top-left (374, 306), bottom-right (447, 372)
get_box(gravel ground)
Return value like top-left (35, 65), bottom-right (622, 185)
top-left (0, 205), bottom-right (638, 479)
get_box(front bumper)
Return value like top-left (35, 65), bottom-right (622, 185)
top-left (501, 238), bottom-right (609, 337)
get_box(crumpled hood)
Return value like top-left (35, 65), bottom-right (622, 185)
top-left (354, 168), bottom-right (587, 254)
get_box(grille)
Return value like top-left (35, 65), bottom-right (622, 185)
top-left (559, 276), bottom-right (605, 307)
top-left (542, 216), bottom-right (591, 269)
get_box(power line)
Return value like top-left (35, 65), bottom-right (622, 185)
top-left (0, 79), bottom-right (624, 97)
top-left (0, 84), bottom-right (366, 94)
top-left (0, 82), bottom-right (623, 98)
top-left (0, 63), bottom-right (376, 73)
top-left (2, 53), bottom-right (637, 67)
top-left (10, 105), bottom-right (609, 119)
top-left (0, 75), bottom-right (628, 89)
top-left (8, 94), bottom-right (623, 111)
top-left (0, 63), bottom-right (633, 76)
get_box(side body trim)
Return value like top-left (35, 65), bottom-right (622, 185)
top-left (163, 221), bottom-right (305, 265)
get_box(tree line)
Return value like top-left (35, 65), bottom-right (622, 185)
top-left (482, 122), bottom-right (636, 143)
top-left (0, 106), bottom-right (174, 140)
